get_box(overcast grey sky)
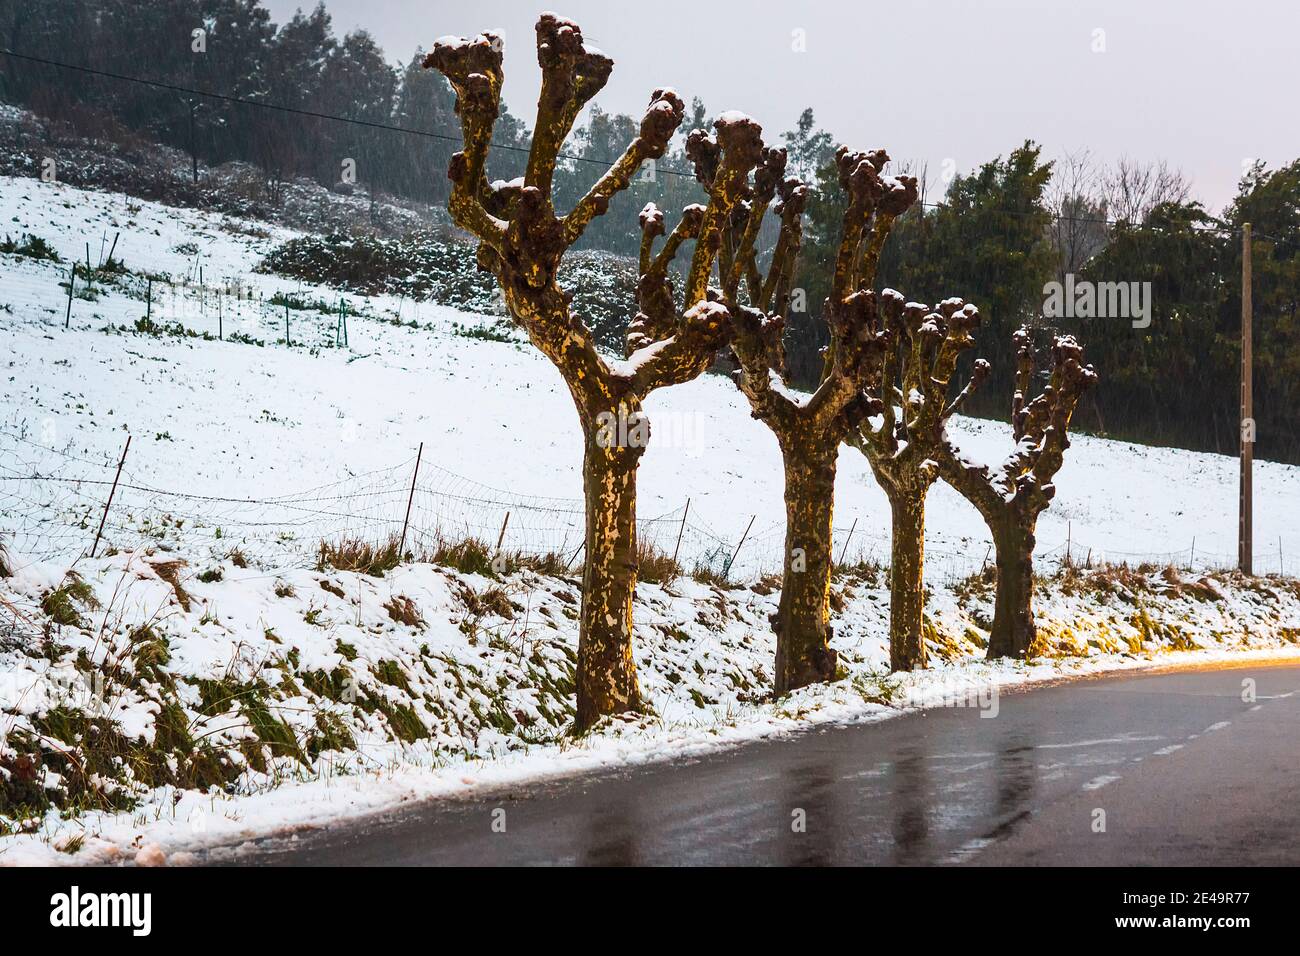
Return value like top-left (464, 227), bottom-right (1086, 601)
top-left (263, 0), bottom-right (1298, 214)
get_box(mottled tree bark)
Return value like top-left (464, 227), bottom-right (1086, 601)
top-left (576, 425), bottom-right (644, 728)
top-left (937, 330), bottom-right (1096, 661)
top-left (716, 145), bottom-right (917, 696)
top-left (853, 296), bottom-right (982, 673)
top-left (888, 491), bottom-right (927, 671)
top-left (987, 515), bottom-right (1036, 659)
top-left (429, 16), bottom-right (743, 730)
top-left (773, 439), bottom-right (839, 692)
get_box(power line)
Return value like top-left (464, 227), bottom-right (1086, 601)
top-left (0, 47), bottom-right (1258, 237)
top-left (0, 48), bottom-right (692, 178)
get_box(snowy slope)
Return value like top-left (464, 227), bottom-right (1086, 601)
top-left (2, 175), bottom-right (1297, 581)
top-left (3, 174), bottom-right (1300, 865)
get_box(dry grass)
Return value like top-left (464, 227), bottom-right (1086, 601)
top-left (313, 532), bottom-right (682, 586)
top-left (0, 536), bottom-right (10, 578)
top-left (425, 535), bottom-right (495, 577)
top-left (1158, 565), bottom-right (1225, 602)
top-left (40, 574), bottom-right (100, 628)
top-left (462, 586), bottom-right (515, 620)
top-left (317, 535), bottom-right (401, 577)
top-left (1080, 562), bottom-right (1153, 596)
top-left (952, 563), bottom-right (997, 602)
top-left (425, 533), bottom-right (572, 579)
top-left (382, 594), bottom-right (424, 627)
top-left (690, 561), bottom-right (731, 588)
top-left (316, 531), bottom-right (577, 582)
top-left (1051, 559), bottom-right (1227, 604)
top-left (636, 538), bottom-right (682, 584)
top-left (148, 559), bottom-right (192, 612)
top-left (834, 556), bottom-right (885, 586)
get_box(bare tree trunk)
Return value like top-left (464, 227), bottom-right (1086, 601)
top-left (773, 440), bottom-right (839, 694)
top-left (575, 429), bottom-right (644, 730)
top-left (987, 515), bottom-right (1037, 659)
top-left (888, 491), bottom-right (927, 671)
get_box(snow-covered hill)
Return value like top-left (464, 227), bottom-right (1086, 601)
top-left (3, 174), bottom-right (1300, 865)
top-left (3, 175), bottom-right (1297, 581)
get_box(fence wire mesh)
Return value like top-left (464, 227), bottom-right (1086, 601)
top-left (4, 419), bottom-right (1276, 588)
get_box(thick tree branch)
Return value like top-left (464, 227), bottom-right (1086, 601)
top-left (425, 33), bottom-right (508, 248)
top-left (527, 14), bottom-right (612, 202)
top-left (761, 178), bottom-right (809, 315)
top-left (563, 89), bottom-right (684, 246)
top-left (807, 288), bottom-right (890, 425)
top-left (725, 147), bottom-right (786, 299)
top-left (943, 358), bottom-right (991, 420)
top-left (684, 113), bottom-right (764, 307)
top-left (942, 329), bottom-right (1096, 518)
top-left (856, 175), bottom-right (919, 288)
top-left (629, 203), bottom-right (704, 353)
top-left (637, 202), bottom-right (664, 274)
top-left (626, 300), bottom-right (732, 395)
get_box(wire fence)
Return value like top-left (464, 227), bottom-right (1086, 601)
top-left (3, 419), bottom-right (1286, 589)
top-left (3, 222), bottom-right (1291, 585)
top-left (0, 424), bottom-right (739, 578)
top-left (1, 231), bottom-right (508, 357)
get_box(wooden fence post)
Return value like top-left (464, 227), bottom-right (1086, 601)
top-left (671, 498), bottom-right (691, 567)
top-left (838, 517), bottom-right (858, 567)
top-left (398, 442), bottom-right (423, 561)
top-left (722, 515), bottom-right (756, 580)
top-left (65, 263), bottom-right (75, 328)
top-left (90, 435), bottom-right (131, 558)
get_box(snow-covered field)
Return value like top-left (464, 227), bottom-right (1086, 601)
top-left (4, 176), bottom-right (1297, 578)
top-left (2, 175), bottom-right (1299, 865)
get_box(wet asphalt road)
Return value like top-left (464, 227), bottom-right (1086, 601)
top-left (211, 661), bottom-right (1300, 866)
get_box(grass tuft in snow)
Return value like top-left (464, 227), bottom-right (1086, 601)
top-left (40, 574), bottom-right (99, 629)
top-left (383, 595), bottom-right (424, 628)
top-left (317, 535), bottom-right (402, 577)
top-left (636, 539), bottom-right (683, 584)
top-left (0, 231), bottom-right (62, 263)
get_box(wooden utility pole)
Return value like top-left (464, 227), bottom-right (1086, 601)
top-left (1240, 223), bottom-right (1253, 575)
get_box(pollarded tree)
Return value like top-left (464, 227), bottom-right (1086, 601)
top-left (426, 15), bottom-right (756, 729)
top-left (849, 295), bottom-right (983, 671)
top-left (937, 329), bottom-right (1097, 658)
top-left (713, 143), bottom-right (917, 692)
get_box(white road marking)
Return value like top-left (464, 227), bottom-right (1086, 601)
top-left (1036, 735), bottom-right (1164, 750)
top-left (942, 837), bottom-right (994, 864)
top-left (1083, 774), bottom-right (1121, 791)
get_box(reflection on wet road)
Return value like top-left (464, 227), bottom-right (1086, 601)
top-left (210, 661), bottom-right (1300, 866)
